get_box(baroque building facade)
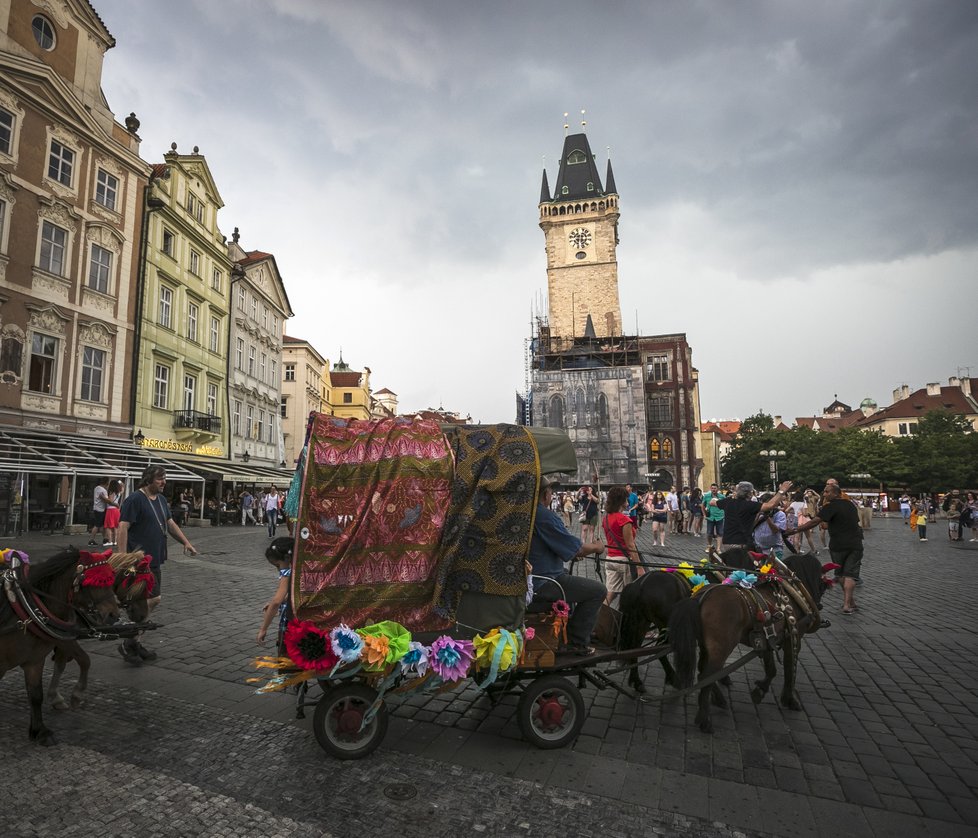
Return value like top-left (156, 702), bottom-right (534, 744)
top-left (132, 146), bottom-right (231, 460)
top-left (280, 334), bottom-right (327, 469)
top-left (226, 229), bottom-right (293, 468)
top-left (0, 0), bottom-right (147, 438)
top-left (526, 129), bottom-right (703, 489)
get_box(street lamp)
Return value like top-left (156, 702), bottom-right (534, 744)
top-left (759, 449), bottom-right (786, 491)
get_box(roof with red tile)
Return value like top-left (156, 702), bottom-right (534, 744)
top-left (855, 383), bottom-right (978, 425)
top-left (700, 421), bottom-right (741, 435)
top-left (240, 250), bottom-right (273, 265)
top-left (150, 163), bottom-right (168, 179)
top-left (374, 388), bottom-right (396, 395)
top-left (330, 371), bottom-right (363, 387)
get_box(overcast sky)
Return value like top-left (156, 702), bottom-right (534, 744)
top-left (96, 0), bottom-right (978, 424)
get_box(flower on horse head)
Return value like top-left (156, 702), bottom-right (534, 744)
top-left (723, 570), bottom-right (757, 589)
top-left (284, 620), bottom-right (338, 671)
top-left (399, 641), bottom-right (430, 678)
top-left (0, 548), bottom-right (29, 566)
top-left (552, 600), bottom-right (571, 619)
top-left (429, 635), bottom-right (474, 682)
top-left (329, 623), bottom-right (364, 663)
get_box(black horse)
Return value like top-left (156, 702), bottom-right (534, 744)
top-left (0, 547), bottom-right (119, 744)
top-left (668, 548), bottom-right (828, 733)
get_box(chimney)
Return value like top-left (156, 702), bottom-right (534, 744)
top-left (774, 415), bottom-right (782, 427)
top-left (892, 387), bottom-right (902, 403)
top-left (949, 376), bottom-right (960, 387)
top-left (926, 382), bottom-right (941, 396)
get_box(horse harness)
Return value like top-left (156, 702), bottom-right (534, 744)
top-left (0, 557), bottom-right (99, 642)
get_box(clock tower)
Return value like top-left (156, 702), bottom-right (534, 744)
top-left (539, 131), bottom-right (621, 338)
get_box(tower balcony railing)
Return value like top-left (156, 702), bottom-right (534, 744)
top-left (173, 409), bottom-right (222, 434)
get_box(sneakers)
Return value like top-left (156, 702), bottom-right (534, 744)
top-left (88, 539), bottom-right (98, 546)
top-left (117, 642), bottom-right (142, 666)
top-left (102, 541), bottom-right (112, 547)
top-left (920, 538), bottom-right (928, 542)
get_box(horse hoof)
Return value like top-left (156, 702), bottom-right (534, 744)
top-left (51, 700), bottom-right (68, 712)
top-left (750, 687), bottom-right (765, 704)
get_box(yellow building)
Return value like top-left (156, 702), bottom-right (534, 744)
top-left (327, 354), bottom-right (371, 420)
top-left (281, 335), bottom-right (327, 468)
top-left (132, 146), bottom-right (231, 460)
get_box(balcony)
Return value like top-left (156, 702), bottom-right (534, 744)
top-left (173, 410), bottom-right (222, 434)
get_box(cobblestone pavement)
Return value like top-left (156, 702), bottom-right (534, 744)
top-left (2, 515), bottom-right (977, 837)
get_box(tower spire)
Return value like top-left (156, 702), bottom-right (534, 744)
top-left (540, 166), bottom-right (551, 203)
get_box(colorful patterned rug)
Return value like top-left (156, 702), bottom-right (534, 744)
top-left (292, 415), bottom-right (454, 632)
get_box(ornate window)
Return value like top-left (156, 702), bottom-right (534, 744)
top-left (28, 333), bottom-right (58, 393)
top-left (0, 109), bottom-right (12, 155)
top-left (153, 364), bottom-right (170, 408)
top-left (597, 392), bottom-right (610, 431)
top-left (39, 221), bottom-right (67, 275)
top-left (31, 15), bottom-right (55, 50)
top-left (95, 169), bottom-right (118, 211)
top-left (187, 302), bottom-right (198, 342)
top-left (575, 389), bottom-right (586, 428)
top-left (88, 244), bottom-right (112, 293)
top-left (0, 327), bottom-right (24, 384)
top-left (647, 353), bottom-right (670, 382)
top-left (79, 347), bottom-right (105, 401)
top-left (567, 149), bottom-right (586, 165)
top-left (648, 394), bottom-right (672, 426)
top-left (649, 438), bottom-right (660, 460)
top-left (48, 140), bottom-right (74, 187)
top-left (662, 437), bottom-right (674, 459)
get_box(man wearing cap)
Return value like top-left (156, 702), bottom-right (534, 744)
top-left (710, 480), bottom-right (794, 550)
top-left (529, 479), bottom-right (607, 656)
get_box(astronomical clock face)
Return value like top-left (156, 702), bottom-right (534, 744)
top-left (568, 227), bottom-right (592, 249)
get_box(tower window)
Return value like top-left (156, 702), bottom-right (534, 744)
top-left (567, 150), bottom-right (586, 165)
top-left (561, 186), bottom-right (568, 195)
top-left (587, 182), bottom-right (594, 191)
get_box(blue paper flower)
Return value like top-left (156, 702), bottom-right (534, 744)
top-left (330, 623), bottom-right (364, 663)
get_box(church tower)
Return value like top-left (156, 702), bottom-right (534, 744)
top-left (539, 131), bottom-right (621, 338)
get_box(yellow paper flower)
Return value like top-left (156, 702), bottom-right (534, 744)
top-left (677, 561), bottom-right (694, 579)
top-left (473, 628), bottom-right (521, 672)
top-left (691, 581), bottom-right (707, 594)
top-left (760, 563), bottom-right (773, 574)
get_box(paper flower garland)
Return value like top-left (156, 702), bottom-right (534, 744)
top-left (284, 620), bottom-right (339, 671)
top-left (429, 636), bottom-right (475, 682)
top-left (330, 623), bottom-right (364, 663)
top-left (473, 628), bottom-right (522, 673)
top-left (0, 548), bottom-right (28, 566)
top-left (689, 573), bottom-right (709, 594)
top-left (357, 621), bottom-right (411, 671)
top-left (551, 599), bottom-right (570, 643)
top-left (399, 641), bottom-right (430, 678)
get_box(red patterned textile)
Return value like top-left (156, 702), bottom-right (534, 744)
top-left (292, 416), bottom-right (454, 632)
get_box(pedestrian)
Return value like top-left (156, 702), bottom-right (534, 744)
top-left (804, 488), bottom-right (827, 549)
top-left (239, 489), bottom-right (256, 526)
top-left (899, 492), bottom-right (912, 525)
top-left (601, 486), bottom-right (644, 606)
top-left (580, 486), bottom-right (599, 543)
top-left (964, 492), bottom-right (978, 542)
top-left (256, 536), bottom-right (294, 650)
top-left (87, 477), bottom-right (109, 546)
top-left (711, 480), bottom-right (793, 550)
top-left (649, 491), bottom-right (668, 547)
top-left (689, 487), bottom-right (704, 537)
top-left (784, 503), bottom-right (799, 551)
top-left (702, 482), bottom-right (725, 553)
top-left (752, 493), bottom-right (787, 559)
top-left (529, 478), bottom-right (606, 656)
top-left (858, 496), bottom-right (873, 530)
top-left (116, 465), bottom-right (198, 664)
top-left (562, 492), bottom-right (575, 527)
top-left (916, 500), bottom-right (928, 542)
top-left (787, 482), bottom-right (863, 615)
top-left (680, 487), bottom-right (692, 534)
top-left (264, 486), bottom-right (281, 537)
top-left (103, 479), bottom-right (123, 547)
top-left (625, 484), bottom-right (639, 532)
top-left (666, 487), bottom-right (681, 534)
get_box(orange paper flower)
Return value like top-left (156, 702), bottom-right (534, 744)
top-left (360, 633), bottom-right (391, 668)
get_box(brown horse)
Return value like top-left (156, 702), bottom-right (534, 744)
top-left (617, 550), bottom-right (755, 692)
top-left (47, 551), bottom-right (153, 711)
top-left (0, 547), bottom-right (119, 744)
top-left (668, 549), bottom-right (828, 733)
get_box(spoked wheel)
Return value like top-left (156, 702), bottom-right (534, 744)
top-left (517, 674), bottom-right (585, 749)
top-left (312, 683), bottom-right (388, 760)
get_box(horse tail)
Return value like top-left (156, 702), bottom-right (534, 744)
top-left (669, 596), bottom-right (702, 689)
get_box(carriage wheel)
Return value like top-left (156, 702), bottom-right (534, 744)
top-left (517, 674), bottom-right (585, 749)
top-left (312, 683), bottom-right (388, 760)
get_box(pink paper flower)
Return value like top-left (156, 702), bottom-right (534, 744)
top-left (429, 635), bottom-right (475, 682)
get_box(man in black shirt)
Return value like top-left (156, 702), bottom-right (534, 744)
top-left (788, 483), bottom-right (862, 614)
top-left (711, 480), bottom-right (794, 549)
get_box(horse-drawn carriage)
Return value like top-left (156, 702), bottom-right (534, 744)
top-left (257, 415), bottom-right (830, 758)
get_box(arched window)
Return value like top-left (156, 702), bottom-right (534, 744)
top-left (662, 437), bottom-right (674, 459)
top-left (575, 389), bottom-right (585, 428)
top-left (549, 395), bottom-right (564, 429)
top-left (649, 438), bottom-right (660, 460)
top-left (597, 393), bottom-right (609, 431)
top-left (567, 149), bottom-right (587, 165)
top-left (561, 186), bottom-right (569, 195)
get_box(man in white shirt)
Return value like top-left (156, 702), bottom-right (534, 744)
top-left (264, 487), bottom-right (281, 537)
top-left (666, 488), bottom-right (680, 533)
top-left (88, 477), bottom-right (109, 546)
